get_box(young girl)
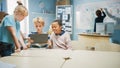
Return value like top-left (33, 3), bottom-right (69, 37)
top-left (48, 19), bottom-right (72, 50)
top-left (0, 1), bottom-right (28, 57)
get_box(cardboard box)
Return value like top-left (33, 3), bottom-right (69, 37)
top-left (56, 0), bottom-right (70, 5)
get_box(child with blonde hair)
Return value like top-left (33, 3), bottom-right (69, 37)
top-left (27, 17), bottom-right (48, 48)
top-left (0, 1), bottom-right (28, 57)
top-left (33, 17), bottom-right (45, 34)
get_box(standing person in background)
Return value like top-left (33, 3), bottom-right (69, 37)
top-left (48, 19), bottom-right (72, 50)
top-left (104, 8), bottom-right (120, 44)
top-left (94, 8), bottom-right (106, 32)
top-left (104, 8), bottom-right (120, 24)
top-left (0, 1), bottom-right (28, 57)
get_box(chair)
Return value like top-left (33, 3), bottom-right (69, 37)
top-left (0, 12), bottom-right (8, 23)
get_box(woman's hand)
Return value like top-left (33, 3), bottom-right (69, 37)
top-left (100, 8), bottom-right (103, 11)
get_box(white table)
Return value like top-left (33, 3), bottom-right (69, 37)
top-left (0, 48), bottom-right (120, 68)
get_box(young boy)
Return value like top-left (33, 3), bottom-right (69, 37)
top-left (32, 17), bottom-right (45, 34)
top-left (27, 17), bottom-right (47, 48)
top-left (48, 19), bottom-right (72, 50)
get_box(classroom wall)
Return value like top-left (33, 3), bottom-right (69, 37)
top-left (73, 0), bottom-right (120, 40)
top-left (2, 0), bottom-right (120, 40)
top-left (28, 0), bottom-right (56, 33)
top-left (0, 0), bottom-right (7, 12)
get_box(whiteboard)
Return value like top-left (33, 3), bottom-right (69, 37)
top-left (76, 0), bottom-right (120, 30)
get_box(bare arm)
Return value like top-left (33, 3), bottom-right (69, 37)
top-left (47, 40), bottom-right (53, 49)
top-left (20, 31), bottom-right (25, 39)
top-left (7, 26), bottom-right (21, 51)
top-left (65, 33), bottom-right (72, 50)
top-left (100, 8), bottom-right (106, 18)
top-left (47, 34), bottom-right (53, 49)
top-left (19, 31), bottom-right (28, 49)
top-left (104, 8), bottom-right (120, 24)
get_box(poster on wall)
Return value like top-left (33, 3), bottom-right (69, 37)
top-left (56, 5), bottom-right (72, 34)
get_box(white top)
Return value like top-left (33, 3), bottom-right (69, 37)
top-left (49, 32), bottom-right (72, 50)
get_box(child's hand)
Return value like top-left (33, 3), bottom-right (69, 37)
top-left (15, 48), bottom-right (21, 52)
top-left (47, 40), bottom-right (53, 49)
top-left (22, 45), bottom-right (28, 50)
top-left (63, 47), bottom-right (68, 50)
top-left (26, 42), bottom-right (31, 48)
top-left (30, 39), bottom-right (34, 43)
top-left (25, 37), bottom-right (34, 43)
top-left (47, 45), bottom-right (53, 49)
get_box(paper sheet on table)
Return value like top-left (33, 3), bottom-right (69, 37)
top-left (0, 61), bottom-right (16, 68)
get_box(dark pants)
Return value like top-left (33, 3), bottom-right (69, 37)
top-left (0, 42), bottom-right (14, 57)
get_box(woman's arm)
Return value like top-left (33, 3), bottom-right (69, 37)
top-left (100, 8), bottom-right (106, 18)
top-left (104, 8), bottom-right (119, 21)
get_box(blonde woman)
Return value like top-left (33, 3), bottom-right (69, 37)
top-left (0, 1), bottom-right (28, 57)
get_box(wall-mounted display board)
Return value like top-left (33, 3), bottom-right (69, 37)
top-left (75, 0), bottom-right (120, 31)
top-left (56, 5), bottom-right (72, 34)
